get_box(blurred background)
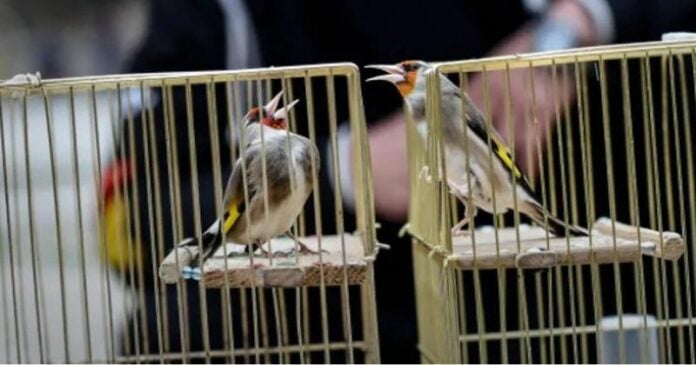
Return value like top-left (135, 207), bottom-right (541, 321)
top-left (0, 0), bottom-right (145, 78)
top-left (0, 0), bottom-right (146, 361)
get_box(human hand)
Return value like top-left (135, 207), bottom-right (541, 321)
top-left (467, 62), bottom-right (576, 178)
top-left (467, 0), bottom-right (597, 177)
top-left (366, 111), bottom-right (410, 222)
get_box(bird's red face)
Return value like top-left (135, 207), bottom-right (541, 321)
top-left (261, 114), bottom-right (288, 130)
top-left (243, 92), bottom-right (299, 130)
top-left (366, 60), bottom-right (428, 97)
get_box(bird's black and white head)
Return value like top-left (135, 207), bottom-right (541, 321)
top-left (242, 91), bottom-right (300, 130)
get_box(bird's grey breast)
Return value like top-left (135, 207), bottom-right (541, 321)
top-left (288, 134), bottom-right (319, 187)
top-left (250, 132), bottom-right (317, 193)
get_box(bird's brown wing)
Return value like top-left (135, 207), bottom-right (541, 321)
top-left (221, 158), bottom-right (248, 233)
top-left (460, 92), bottom-right (537, 197)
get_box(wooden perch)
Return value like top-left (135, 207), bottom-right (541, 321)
top-left (418, 217), bottom-right (685, 270)
top-left (159, 234), bottom-right (375, 288)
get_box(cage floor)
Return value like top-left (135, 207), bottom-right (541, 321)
top-left (423, 218), bottom-right (684, 270)
top-left (159, 234), bottom-right (372, 288)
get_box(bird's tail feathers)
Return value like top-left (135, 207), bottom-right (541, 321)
top-left (523, 201), bottom-right (588, 237)
top-left (177, 219), bottom-right (223, 268)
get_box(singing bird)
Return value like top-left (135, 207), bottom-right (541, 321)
top-left (180, 92), bottom-right (321, 279)
top-left (366, 60), bottom-right (587, 237)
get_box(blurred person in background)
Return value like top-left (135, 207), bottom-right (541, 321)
top-left (102, 0), bottom-right (696, 362)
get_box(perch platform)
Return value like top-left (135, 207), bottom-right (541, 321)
top-left (159, 234), bottom-right (375, 288)
top-left (420, 217), bottom-right (685, 270)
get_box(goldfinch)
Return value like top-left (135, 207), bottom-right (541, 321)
top-left (367, 60), bottom-right (587, 237)
top-left (180, 92), bottom-right (321, 279)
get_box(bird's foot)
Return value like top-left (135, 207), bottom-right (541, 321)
top-left (274, 241), bottom-right (327, 257)
top-left (451, 228), bottom-right (470, 237)
top-left (297, 241), bottom-right (329, 255)
top-left (311, 261), bottom-right (333, 269)
top-left (181, 266), bottom-right (202, 281)
top-left (271, 249), bottom-right (292, 258)
top-left (451, 217), bottom-right (472, 237)
top-left (227, 246), bottom-right (262, 258)
top-left (256, 244), bottom-right (272, 258)
top-left (447, 178), bottom-right (470, 197)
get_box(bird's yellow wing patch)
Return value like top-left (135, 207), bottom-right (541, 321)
top-left (223, 197), bottom-right (243, 233)
top-left (490, 136), bottom-right (523, 180)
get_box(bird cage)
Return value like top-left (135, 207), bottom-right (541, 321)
top-left (407, 40), bottom-right (696, 363)
top-left (0, 63), bottom-right (381, 363)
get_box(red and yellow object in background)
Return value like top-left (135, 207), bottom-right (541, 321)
top-left (100, 158), bottom-right (141, 273)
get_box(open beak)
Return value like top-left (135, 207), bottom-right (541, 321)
top-left (273, 99), bottom-right (300, 120)
top-left (365, 64), bottom-right (405, 84)
top-left (263, 91), bottom-right (284, 115)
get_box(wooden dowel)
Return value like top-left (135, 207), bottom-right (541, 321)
top-left (158, 234), bottom-right (376, 288)
top-left (416, 217), bottom-right (686, 271)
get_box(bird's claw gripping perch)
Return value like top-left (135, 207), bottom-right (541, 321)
top-left (296, 241), bottom-right (323, 255)
top-left (275, 242), bottom-right (328, 257)
top-left (451, 229), bottom-right (470, 237)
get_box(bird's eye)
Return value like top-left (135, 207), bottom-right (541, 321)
top-left (405, 62), bottom-right (421, 72)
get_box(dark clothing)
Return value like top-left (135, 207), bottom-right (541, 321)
top-left (607, 0), bottom-right (696, 42)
